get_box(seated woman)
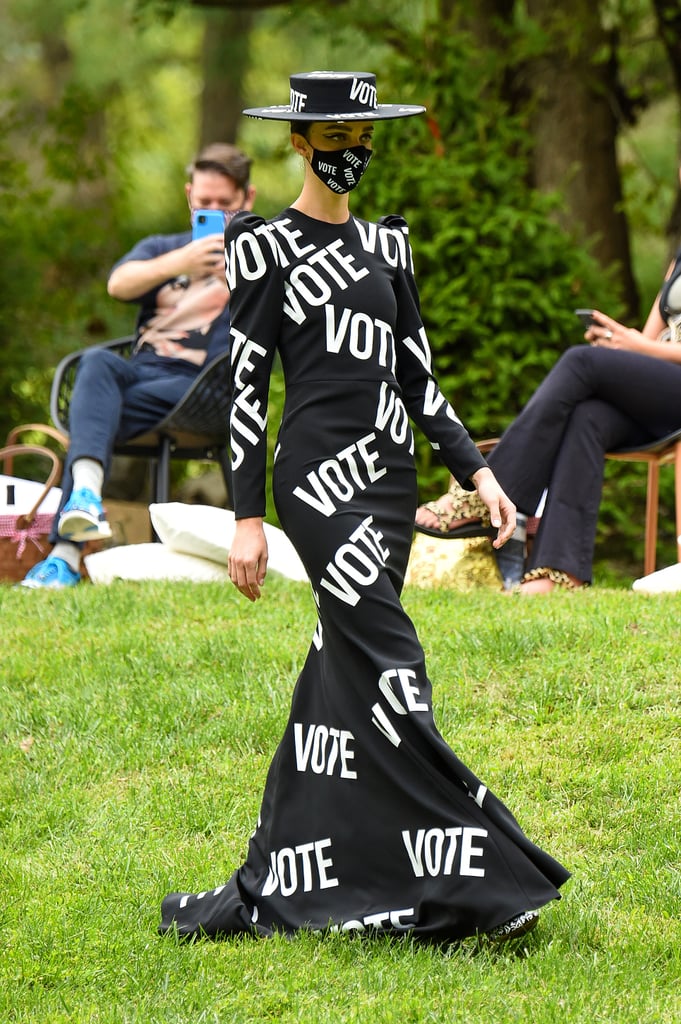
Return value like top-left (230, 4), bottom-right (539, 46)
top-left (416, 231), bottom-right (681, 594)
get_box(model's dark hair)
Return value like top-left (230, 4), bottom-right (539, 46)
top-left (290, 121), bottom-right (311, 139)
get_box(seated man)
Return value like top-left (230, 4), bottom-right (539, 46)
top-left (20, 141), bottom-right (255, 588)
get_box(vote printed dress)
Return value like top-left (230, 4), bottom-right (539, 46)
top-left (159, 209), bottom-right (570, 942)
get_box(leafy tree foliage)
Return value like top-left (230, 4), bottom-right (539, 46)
top-left (2, 0), bottom-right (679, 568)
top-left (0, 108), bottom-right (123, 445)
top-left (0, 0), bottom-right (203, 445)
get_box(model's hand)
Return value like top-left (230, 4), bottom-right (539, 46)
top-left (228, 517), bottom-right (268, 601)
top-left (471, 467), bottom-right (516, 548)
top-left (180, 235), bottom-right (225, 279)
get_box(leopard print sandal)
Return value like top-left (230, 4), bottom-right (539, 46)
top-left (416, 480), bottom-right (493, 539)
top-left (518, 567), bottom-right (588, 592)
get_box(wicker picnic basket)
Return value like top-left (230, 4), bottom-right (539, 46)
top-left (0, 424), bottom-right (66, 583)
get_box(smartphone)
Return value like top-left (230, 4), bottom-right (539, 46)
top-left (192, 209), bottom-right (226, 241)
top-left (575, 308), bottom-right (595, 330)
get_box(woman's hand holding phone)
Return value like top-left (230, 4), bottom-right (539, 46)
top-left (576, 309), bottom-right (639, 350)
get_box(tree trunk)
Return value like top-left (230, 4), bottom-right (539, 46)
top-left (199, 6), bottom-right (254, 146)
top-left (456, 0), bottom-right (638, 319)
top-left (522, 1), bottom-right (639, 320)
top-left (650, 0), bottom-right (681, 247)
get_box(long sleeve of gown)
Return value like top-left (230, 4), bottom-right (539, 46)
top-left (379, 215), bottom-right (487, 489)
top-left (225, 213), bottom-right (282, 519)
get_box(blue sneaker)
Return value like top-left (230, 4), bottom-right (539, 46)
top-left (19, 555), bottom-right (81, 589)
top-left (58, 487), bottom-right (112, 542)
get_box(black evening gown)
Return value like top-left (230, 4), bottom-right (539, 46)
top-left (159, 210), bottom-right (570, 942)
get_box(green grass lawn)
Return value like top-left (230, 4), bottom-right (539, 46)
top-left (1, 578), bottom-right (679, 1023)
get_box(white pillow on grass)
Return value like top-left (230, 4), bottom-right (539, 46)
top-left (632, 562), bottom-right (681, 594)
top-left (84, 543), bottom-right (231, 584)
top-left (149, 502), bottom-right (308, 582)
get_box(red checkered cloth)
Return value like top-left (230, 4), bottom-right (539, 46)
top-left (0, 512), bottom-right (53, 559)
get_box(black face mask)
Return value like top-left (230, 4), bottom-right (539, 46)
top-left (309, 145), bottom-right (373, 194)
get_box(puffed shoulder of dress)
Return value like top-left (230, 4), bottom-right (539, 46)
top-left (225, 211), bottom-right (266, 241)
top-left (378, 213), bottom-right (409, 231)
top-left (226, 210), bottom-right (408, 237)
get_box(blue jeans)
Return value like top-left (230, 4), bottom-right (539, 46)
top-left (51, 349), bottom-right (196, 544)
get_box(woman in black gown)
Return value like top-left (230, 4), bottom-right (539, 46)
top-left (159, 71), bottom-right (570, 943)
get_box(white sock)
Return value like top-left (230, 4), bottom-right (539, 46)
top-left (71, 458), bottom-right (104, 497)
top-left (51, 541), bottom-right (81, 573)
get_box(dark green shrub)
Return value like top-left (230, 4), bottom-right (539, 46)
top-left (0, 106), bottom-right (131, 446)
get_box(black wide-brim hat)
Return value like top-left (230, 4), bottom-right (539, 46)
top-left (242, 71), bottom-right (426, 122)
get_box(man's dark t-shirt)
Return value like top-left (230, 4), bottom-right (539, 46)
top-left (110, 231), bottom-right (230, 371)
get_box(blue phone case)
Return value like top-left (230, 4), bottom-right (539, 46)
top-left (192, 209), bottom-right (225, 240)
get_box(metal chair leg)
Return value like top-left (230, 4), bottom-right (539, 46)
top-left (217, 447), bottom-right (233, 510)
top-left (156, 437), bottom-right (171, 504)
